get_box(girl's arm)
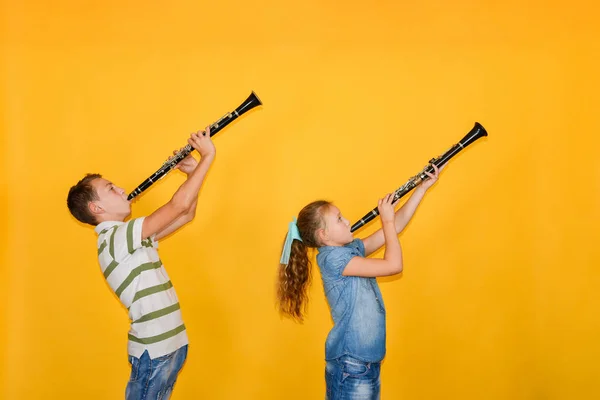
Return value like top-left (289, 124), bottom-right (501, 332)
top-left (342, 194), bottom-right (403, 277)
top-left (362, 164), bottom-right (441, 256)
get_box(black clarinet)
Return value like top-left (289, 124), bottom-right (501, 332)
top-left (350, 122), bottom-right (488, 232)
top-left (127, 91), bottom-right (262, 201)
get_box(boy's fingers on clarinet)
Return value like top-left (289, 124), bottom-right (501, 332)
top-left (188, 136), bottom-right (199, 149)
top-left (199, 126), bottom-right (209, 137)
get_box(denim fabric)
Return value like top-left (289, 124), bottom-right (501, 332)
top-left (325, 355), bottom-right (381, 400)
top-left (125, 345), bottom-right (188, 400)
top-left (317, 239), bottom-right (386, 363)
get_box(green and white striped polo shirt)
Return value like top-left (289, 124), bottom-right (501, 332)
top-left (95, 217), bottom-right (188, 359)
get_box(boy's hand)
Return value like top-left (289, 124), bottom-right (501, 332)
top-left (377, 193), bottom-right (395, 224)
top-left (188, 126), bottom-right (216, 159)
top-left (171, 148), bottom-right (198, 175)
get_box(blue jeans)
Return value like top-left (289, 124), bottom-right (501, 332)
top-left (125, 345), bottom-right (188, 400)
top-left (325, 355), bottom-right (381, 400)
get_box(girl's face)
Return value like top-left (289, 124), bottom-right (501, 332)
top-left (320, 204), bottom-right (354, 247)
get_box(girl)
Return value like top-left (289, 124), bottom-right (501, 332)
top-left (277, 164), bottom-right (441, 400)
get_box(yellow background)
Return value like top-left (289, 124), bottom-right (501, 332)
top-left (2, 0), bottom-right (599, 398)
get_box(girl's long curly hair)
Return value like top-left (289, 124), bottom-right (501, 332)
top-left (277, 200), bottom-right (331, 323)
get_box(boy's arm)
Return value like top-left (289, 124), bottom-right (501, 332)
top-left (141, 129), bottom-right (215, 241)
top-left (153, 198), bottom-right (197, 241)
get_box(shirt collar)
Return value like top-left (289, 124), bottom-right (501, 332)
top-left (318, 239), bottom-right (356, 253)
top-left (94, 220), bottom-right (124, 235)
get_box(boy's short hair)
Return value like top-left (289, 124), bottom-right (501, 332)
top-left (67, 173), bottom-right (102, 226)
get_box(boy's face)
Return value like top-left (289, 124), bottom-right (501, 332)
top-left (90, 178), bottom-right (131, 220)
top-left (320, 205), bottom-right (354, 246)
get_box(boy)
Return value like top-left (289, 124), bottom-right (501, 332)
top-left (66, 127), bottom-right (215, 399)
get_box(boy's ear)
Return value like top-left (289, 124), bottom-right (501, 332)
top-left (88, 201), bottom-right (104, 216)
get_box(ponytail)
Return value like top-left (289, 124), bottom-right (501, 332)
top-left (277, 200), bottom-right (331, 323)
top-left (277, 240), bottom-right (312, 322)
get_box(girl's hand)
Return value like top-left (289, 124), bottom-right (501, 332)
top-left (420, 163), bottom-right (444, 190)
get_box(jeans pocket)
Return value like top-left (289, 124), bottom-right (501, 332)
top-left (341, 358), bottom-right (369, 378)
top-left (128, 356), bottom-right (139, 383)
top-left (152, 350), bottom-right (177, 365)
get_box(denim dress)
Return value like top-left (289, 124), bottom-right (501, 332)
top-left (317, 239), bottom-right (387, 399)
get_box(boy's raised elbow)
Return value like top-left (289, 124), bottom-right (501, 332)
top-left (170, 196), bottom-right (191, 216)
top-left (184, 208), bottom-right (196, 222)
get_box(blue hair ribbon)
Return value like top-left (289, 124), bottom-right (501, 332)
top-left (280, 217), bottom-right (303, 265)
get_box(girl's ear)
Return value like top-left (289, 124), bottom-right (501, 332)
top-left (316, 228), bottom-right (327, 245)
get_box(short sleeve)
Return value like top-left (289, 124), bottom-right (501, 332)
top-left (348, 238), bottom-right (366, 257)
top-left (107, 217), bottom-right (146, 262)
top-left (318, 239), bottom-right (365, 281)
